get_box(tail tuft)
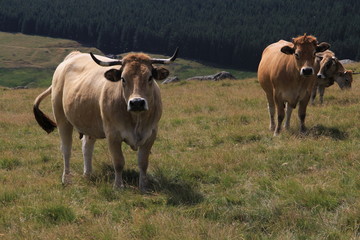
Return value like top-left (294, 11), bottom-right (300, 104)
top-left (33, 106), bottom-right (57, 133)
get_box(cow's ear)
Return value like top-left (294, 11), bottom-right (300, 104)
top-left (281, 46), bottom-right (295, 55)
top-left (316, 42), bottom-right (330, 53)
top-left (152, 67), bottom-right (169, 80)
top-left (104, 69), bottom-right (122, 82)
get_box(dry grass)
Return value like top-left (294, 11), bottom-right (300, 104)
top-left (1, 67), bottom-right (360, 239)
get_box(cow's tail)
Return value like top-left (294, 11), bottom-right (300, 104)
top-left (33, 86), bottom-right (57, 133)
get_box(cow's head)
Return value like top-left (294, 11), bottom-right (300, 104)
top-left (316, 51), bottom-right (353, 89)
top-left (335, 70), bottom-right (353, 90)
top-left (281, 34), bottom-right (330, 77)
top-left (315, 50), bottom-right (338, 79)
top-left (90, 48), bottom-right (178, 112)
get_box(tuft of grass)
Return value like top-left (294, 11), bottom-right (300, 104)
top-left (0, 191), bottom-right (19, 205)
top-left (0, 158), bottom-right (21, 170)
top-left (37, 205), bottom-right (76, 225)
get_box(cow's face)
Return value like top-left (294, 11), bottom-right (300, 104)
top-left (90, 49), bottom-right (178, 112)
top-left (281, 34), bottom-right (330, 77)
top-left (104, 54), bottom-right (169, 112)
top-left (316, 53), bottom-right (338, 79)
top-left (335, 70), bottom-right (353, 90)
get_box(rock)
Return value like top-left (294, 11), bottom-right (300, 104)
top-left (11, 86), bottom-right (29, 90)
top-left (339, 59), bottom-right (356, 64)
top-left (186, 71), bottom-right (236, 81)
top-left (162, 76), bottom-right (180, 84)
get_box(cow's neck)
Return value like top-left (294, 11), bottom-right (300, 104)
top-left (125, 105), bottom-right (155, 150)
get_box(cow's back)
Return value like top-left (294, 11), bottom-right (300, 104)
top-left (52, 52), bottom-right (114, 138)
top-left (258, 40), bottom-right (295, 89)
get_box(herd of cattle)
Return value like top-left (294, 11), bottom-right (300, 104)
top-left (258, 34), bottom-right (357, 136)
top-left (32, 34), bottom-right (357, 191)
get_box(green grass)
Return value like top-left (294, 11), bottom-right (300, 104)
top-left (0, 68), bottom-right (53, 87)
top-left (1, 72), bottom-right (360, 239)
top-left (0, 31), bottom-right (101, 87)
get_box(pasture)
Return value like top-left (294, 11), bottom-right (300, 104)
top-left (1, 70), bottom-right (360, 239)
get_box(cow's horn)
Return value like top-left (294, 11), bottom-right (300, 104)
top-left (90, 53), bottom-right (122, 66)
top-left (353, 72), bottom-right (360, 75)
top-left (151, 47), bottom-right (179, 64)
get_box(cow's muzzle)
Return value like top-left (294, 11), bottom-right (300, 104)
top-left (317, 73), bottom-right (326, 79)
top-left (301, 67), bottom-right (314, 77)
top-left (128, 98), bottom-right (148, 112)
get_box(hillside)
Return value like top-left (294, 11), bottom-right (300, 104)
top-left (0, 0), bottom-right (359, 71)
top-left (0, 32), bottom-right (255, 88)
top-left (0, 32), bottom-right (101, 87)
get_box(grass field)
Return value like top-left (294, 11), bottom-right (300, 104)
top-left (1, 68), bottom-right (360, 239)
top-left (1, 32), bottom-right (360, 239)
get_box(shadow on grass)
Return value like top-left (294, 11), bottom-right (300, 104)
top-left (307, 124), bottom-right (348, 140)
top-left (90, 163), bottom-right (204, 206)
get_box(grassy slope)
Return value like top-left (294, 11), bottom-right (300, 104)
top-left (0, 32), bottom-right (102, 88)
top-left (1, 69), bottom-right (360, 239)
top-left (0, 32), bottom-right (255, 88)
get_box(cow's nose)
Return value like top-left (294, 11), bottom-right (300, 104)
top-left (302, 68), bottom-right (313, 76)
top-left (128, 98), bottom-right (147, 111)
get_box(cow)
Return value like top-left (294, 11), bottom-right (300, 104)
top-left (33, 48), bottom-right (179, 192)
top-left (258, 34), bottom-right (330, 136)
top-left (311, 50), bottom-right (353, 104)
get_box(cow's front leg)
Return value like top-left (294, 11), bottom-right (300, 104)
top-left (107, 137), bottom-right (125, 189)
top-left (284, 102), bottom-right (293, 130)
top-left (138, 130), bottom-right (157, 193)
top-left (318, 86), bottom-right (325, 104)
top-left (310, 84), bottom-right (318, 105)
top-left (298, 96), bottom-right (310, 133)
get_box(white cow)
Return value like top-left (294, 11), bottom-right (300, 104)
top-left (33, 48), bottom-right (178, 192)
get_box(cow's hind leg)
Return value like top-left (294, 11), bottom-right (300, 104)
top-left (58, 122), bottom-right (74, 184)
top-left (274, 95), bottom-right (285, 136)
top-left (82, 135), bottom-right (96, 177)
top-left (265, 92), bottom-right (276, 131)
top-left (138, 130), bottom-right (157, 193)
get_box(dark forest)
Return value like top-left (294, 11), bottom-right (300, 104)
top-left (0, 0), bottom-right (359, 71)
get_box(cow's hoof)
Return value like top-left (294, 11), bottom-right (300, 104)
top-left (83, 172), bottom-right (92, 179)
top-left (113, 183), bottom-right (125, 190)
top-left (62, 173), bottom-right (72, 185)
top-left (300, 126), bottom-right (307, 134)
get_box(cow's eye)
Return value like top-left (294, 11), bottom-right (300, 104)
top-left (294, 53), bottom-right (300, 59)
top-left (121, 77), bottom-right (126, 84)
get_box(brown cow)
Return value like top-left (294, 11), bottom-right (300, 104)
top-left (33, 48), bottom-right (178, 192)
top-left (258, 34), bottom-right (330, 135)
top-left (311, 50), bottom-right (353, 104)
